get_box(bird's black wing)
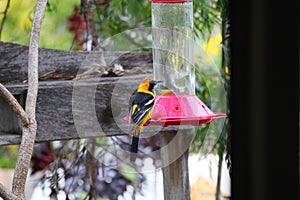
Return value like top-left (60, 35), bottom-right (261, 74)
top-left (128, 89), bottom-right (137, 112)
top-left (129, 92), bottom-right (155, 125)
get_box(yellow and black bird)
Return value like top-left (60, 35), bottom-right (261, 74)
top-left (129, 77), bottom-right (161, 162)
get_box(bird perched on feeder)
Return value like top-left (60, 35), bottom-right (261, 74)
top-left (129, 77), bottom-right (161, 162)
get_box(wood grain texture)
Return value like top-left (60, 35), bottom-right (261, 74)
top-left (0, 42), bottom-right (152, 84)
top-left (0, 42), bottom-right (153, 145)
top-left (1, 75), bottom-right (163, 145)
top-left (161, 130), bottom-right (194, 200)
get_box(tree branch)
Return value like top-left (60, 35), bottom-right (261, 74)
top-left (26, 0), bottom-right (47, 119)
top-left (0, 83), bottom-right (30, 127)
top-left (0, 0), bottom-right (11, 39)
top-left (12, 0), bottom-right (48, 199)
top-left (0, 182), bottom-right (20, 200)
top-left (82, 0), bottom-right (99, 49)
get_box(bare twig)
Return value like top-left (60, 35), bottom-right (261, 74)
top-left (82, 0), bottom-right (99, 49)
top-left (11, 0), bottom-right (48, 199)
top-left (0, 183), bottom-right (20, 200)
top-left (0, 83), bottom-right (30, 126)
top-left (0, 0), bottom-right (11, 39)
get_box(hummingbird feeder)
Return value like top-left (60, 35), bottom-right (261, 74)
top-left (125, 0), bottom-right (226, 126)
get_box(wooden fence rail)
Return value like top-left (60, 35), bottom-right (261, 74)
top-left (0, 42), bottom-right (153, 145)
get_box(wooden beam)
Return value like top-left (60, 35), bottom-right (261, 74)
top-left (1, 76), bottom-right (145, 145)
top-left (0, 42), bottom-right (153, 84)
top-left (0, 42), bottom-right (154, 145)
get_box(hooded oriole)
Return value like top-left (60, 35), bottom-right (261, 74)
top-left (129, 77), bottom-right (161, 162)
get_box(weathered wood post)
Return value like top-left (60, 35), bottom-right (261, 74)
top-left (152, 1), bottom-right (194, 199)
top-left (160, 130), bottom-right (193, 199)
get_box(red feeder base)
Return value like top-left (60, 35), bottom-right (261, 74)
top-left (123, 94), bottom-right (227, 127)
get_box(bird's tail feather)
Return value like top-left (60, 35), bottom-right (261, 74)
top-left (130, 136), bottom-right (139, 162)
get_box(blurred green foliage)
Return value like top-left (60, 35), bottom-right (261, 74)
top-left (0, 145), bottom-right (19, 168)
top-left (0, 0), bottom-right (79, 49)
top-left (0, 0), bottom-right (221, 50)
